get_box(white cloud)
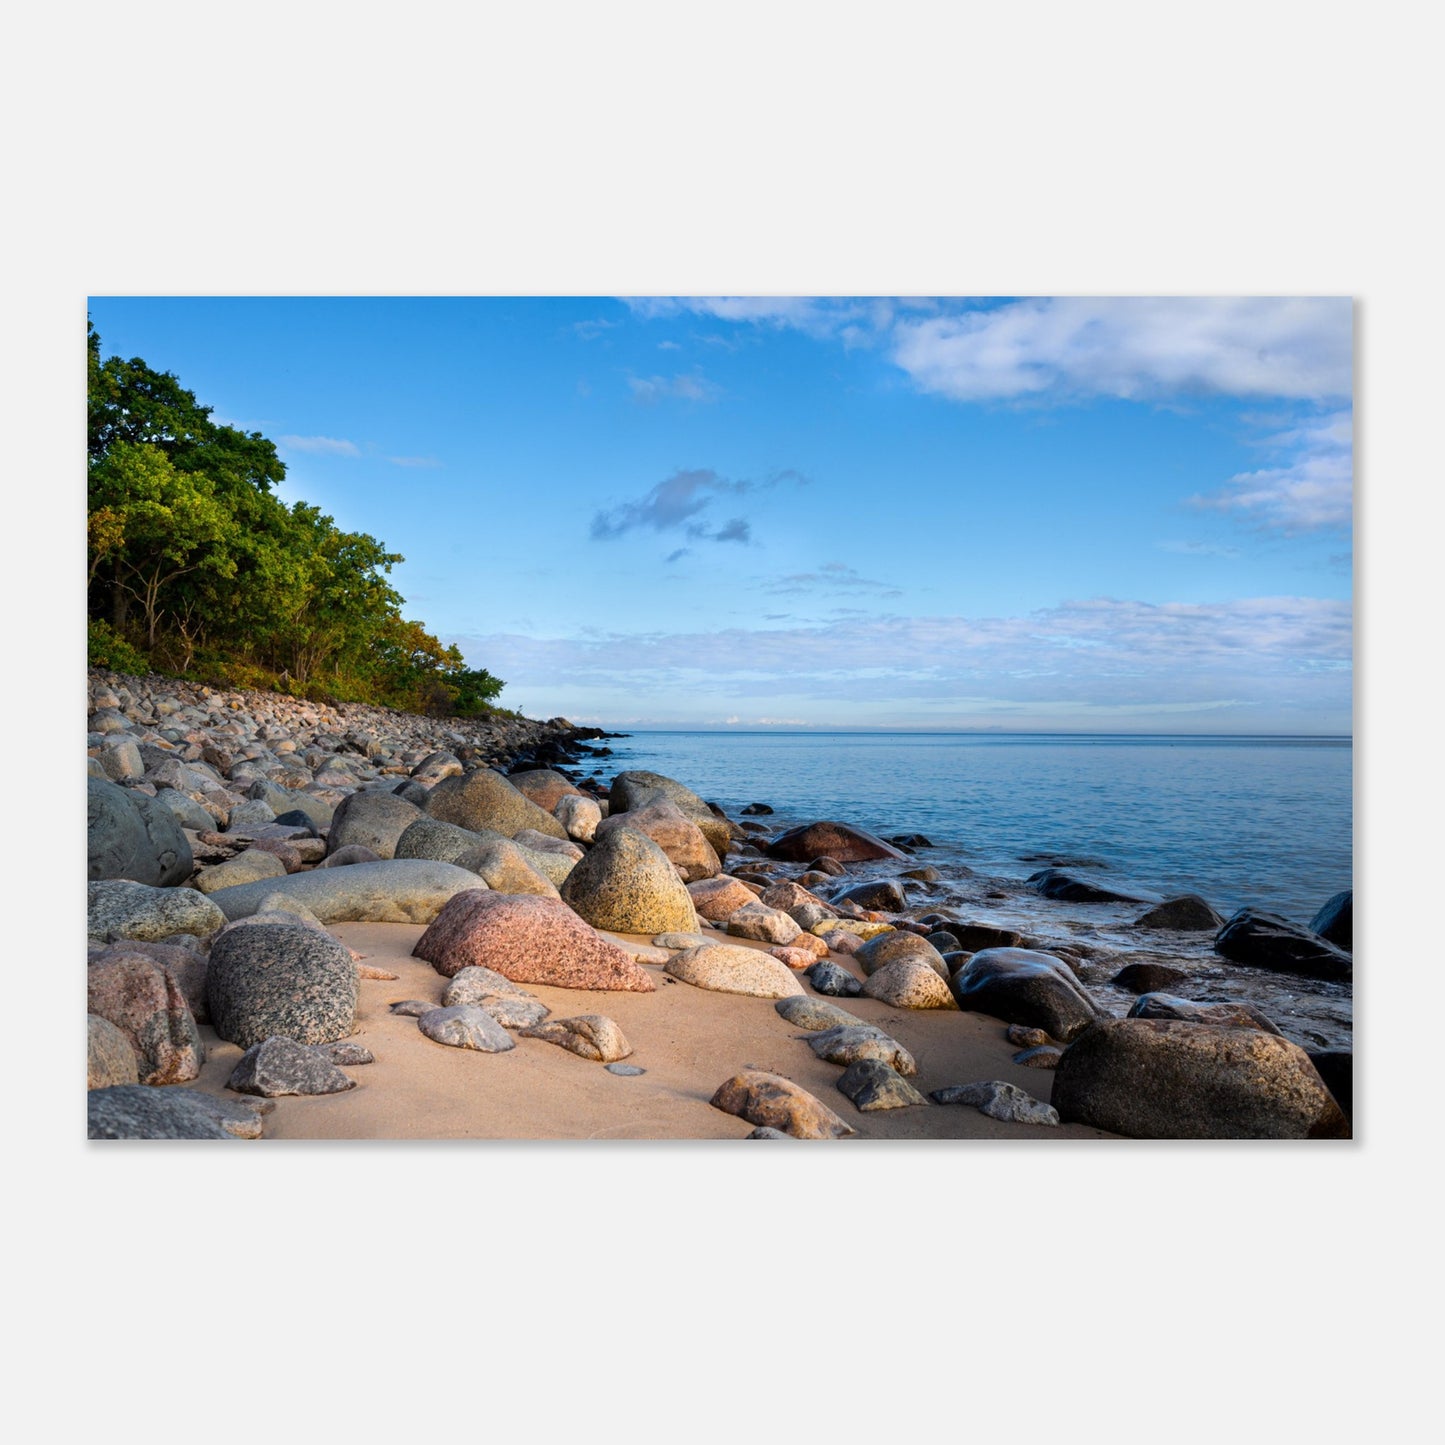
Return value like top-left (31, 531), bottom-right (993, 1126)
top-left (277, 434), bottom-right (361, 457)
top-left (626, 370), bottom-right (721, 404)
top-left (889, 298), bottom-right (1352, 403)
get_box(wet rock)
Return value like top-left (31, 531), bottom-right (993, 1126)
top-left (415, 889), bottom-right (656, 991)
top-left (88, 777), bottom-right (193, 887)
top-left (1028, 868), bottom-right (1150, 904)
top-left (709, 1069), bottom-right (856, 1138)
top-left (951, 948), bottom-right (1102, 1041)
top-left (206, 921), bottom-right (358, 1048)
top-left (325, 789), bottom-right (424, 859)
top-left (853, 930), bottom-right (949, 979)
top-left (1006, 1024), bottom-right (1054, 1049)
top-left (426, 767), bottom-right (569, 840)
top-left (741, 803), bottom-right (774, 815)
top-left (935, 922), bottom-right (1024, 953)
top-left (688, 875), bottom-right (762, 922)
top-left (228, 1036), bottom-right (357, 1096)
top-left (766, 822), bottom-right (908, 864)
top-left (87, 1014), bottom-right (140, 1089)
top-left (862, 958), bottom-right (959, 1010)
top-left (418, 1005), bottom-right (516, 1052)
top-left (774, 996), bottom-right (865, 1032)
top-left (1309, 891), bottom-right (1353, 952)
top-left (1014, 1045), bottom-right (1062, 1068)
top-left (207, 859), bottom-right (485, 925)
top-left (88, 1085), bottom-right (261, 1140)
top-left (806, 960), bottom-right (863, 996)
top-left (1307, 1048), bottom-right (1353, 1122)
top-left (560, 826), bottom-right (700, 935)
top-left (726, 901), bottom-right (802, 946)
top-left (665, 943), bottom-right (805, 999)
top-left (1127, 992), bottom-right (1283, 1035)
top-left (838, 1059), bottom-right (928, 1111)
top-left (520, 1014), bottom-right (632, 1062)
top-left (832, 879), bottom-right (907, 912)
top-left (931, 1080), bottom-right (1060, 1126)
top-left (807, 1024), bottom-right (917, 1074)
top-left (1052, 1019), bottom-right (1350, 1138)
top-left (596, 794), bottom-right (721, 882)
top-left (1134, 894), bottom-right (1227, 931)
top-left (1110, 962), bottom-right (1192, 994)
top-left (1214, 908), bottom-right (1353, 982)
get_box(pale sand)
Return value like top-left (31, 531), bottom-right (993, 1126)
top-left (183, 922), bottom-right (1114, 1140)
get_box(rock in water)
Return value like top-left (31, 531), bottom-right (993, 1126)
top-left (425, 767), bottom-right (569, 840)
top-left (418, 1005), bottom-right (516, 1052)
top-left (1028, 868), bottom-right (1150, 904)
top-left (228, 1036), bottom-right (357, 1096)
top-left (1110, 962), bottom-right (1192, 994)
top-left (765, 821), bottom-right (908, 864)
top-left (951, 948), bottom-right (1102, 1041)
top-left (1213, 908), bottom-right (1352, 981)
top-left (709, 1069), bottom-right (856, 1138)
top-left (664, 943), bottom-right (805, 999)
top-left (414, 889), bottom-right (656, 991)
top-left (930, 1080), bottom-right (1060, 1125)
top-left (88, 1085), bottom-right (261, 1139)
top-left (1309, 891), bottom-right (1353, 952)
top-left (87, 955), bottom-right (205, 1084)
top-left (88, 777), bottom-right (193, 887)
top-left (1052, 1019), bottom-right (1350, 1139)
top-left (832, 879), bottom-right (907, 912)
top-left (206, 922), bottom-right (359, 1048)
top-left (87, 1015), bottom-right (140, 1089)
top-left (88, 879), bottom-right (226, 944)
top-left (559, 826), bottom-right (700, 935)
top-left (1127, 992), bottom-right (1282, 1035)
top-left (520, 1015), bottom-right (632, 1062)
top-left (1133, 894), bottom-right (1227, 931)
top-left (837, 1059), bottom-right (928, 1111)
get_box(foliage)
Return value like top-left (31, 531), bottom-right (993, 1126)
top-left (86, 319), bottom-right (505, 714)
top-left (87, 619), bottom-right (152, 675)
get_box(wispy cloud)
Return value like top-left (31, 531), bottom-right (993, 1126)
top-left (764, 561), bottom-right (903, 598)
top-left (1159, 540), bottom-right (1242, 558)
top-left (590, 467), bottom-right (803, 545)
top-left (573, 318), bottom-right (618, 341)
top-left (386, 454), bottom-right (442, 468)
top-left (626, 371), bottom-right (722, 404)
top-left (277, 434), bottom-right (361, 457)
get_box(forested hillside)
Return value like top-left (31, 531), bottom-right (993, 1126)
top-left (86, 320), bottom-right (504, 716)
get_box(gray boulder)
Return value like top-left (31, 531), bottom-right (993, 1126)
top-left (88, 1085), bottom-right (262, 1140)
top-left (154, 787), bottom-right (216, 832)
top-left (88, 777), bottom-right (193, 886)
top-left (807, 1024), bottom-right (917, 1074)
top-left (206, 859), bottom-right (485, 925)
top-left (519, 1014), bottom-right (633, 1062)
top-left (227, 1036), bottom-right (357, 1096)
top-left (930, 1079), bottom-right (1060, 1125)
top-left (193, 848), bottom-right (287, 894)
top-left (806, 960), bottom-right (863, 997)
top-left (1127, 992), bottom-right (1282, 1035)
top-left (326, 789), bottom-right (423, 859)
top-left (395, 815), bottom-right (510, 864)
top-left (774, 996), bottom-right (865, 1032)
top-left (418, 1005), bottom-right (516, 1053)
top-left (426, 767), bottom-right (569, 840)
top-left (1133, 894), bottom-right (1227, 931)
top-left (951, 948), bottom-right (1102, 1041)
top-left (1214, 908), bottom-right (1352, 981)
top-left (88, 879), bottom-right (226, 944)
top-left (664, 942), bottom-right (805, 999)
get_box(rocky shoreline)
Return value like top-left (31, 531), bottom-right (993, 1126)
top-left (86, 669), bottom-right (1353, 1140)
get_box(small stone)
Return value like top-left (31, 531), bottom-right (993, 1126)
top-left (1006, 1024), bottom-right (1053, 1048)
top-left (807, 1024), bottom-right (918, 1075)
top-left (390, 999), bottom-right (437, 1017)
top-left (606, 1063), bottom-right (646, 1076)
top-left (837, 1059), bottom-right (929, 1111)
top-left (745, 1125), bottom-right (791, 1137)
top-left (520, 1014), bottom-right (632, 1062)
top-left (357, 964), bottom-right (400, 980)
top-left (315, 1041), bottom-right (375, 1066)
top-left (710, 1068), bottom-right (856, 1138)
top-left (228, 1036), bottom-right (357, 1097)
top-left (807, 960), bottom-right (863, 996)
top-left (1013, 1046), bottom-right (1063, 1069)
top-left (417, 1005), bottom-right (516, 1052)
top-left (930, 1079), bottom-right (1060, 1126)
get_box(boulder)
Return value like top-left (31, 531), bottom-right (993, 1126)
top-left (607, 770), bottom-right (731, 863)
top-left (832, 879), bottom-right (907, 912)
top-left (246, 837), bottom-right (305, 873)
top-left (227, 1036), bottom-right (357, 1097)
top-left (395, 815), bottom-right (510, 864)
top-left (414, 889), bottom-right (656, 991)
top-left (90, 939), bottom-right (210, 1024)
top-left (559, 826), bottom-right (700, 935)
top-left (519, 1015), bottom-right (632, 1063)
top-left (1052, 1019), bottom-right (1350, 1139)
top-left (88, 879), bottom-right (226, 944)
top-left (1028, 868), bottom-right (1150, 904)
top-left (938, 922), bottom-right (1023, 952)
top-left (951, 948), bottom-right (1102, 1041)
top-left (806, 960), bottom-right (863, 996)
top-left (426, 767), bottom-right (569, 840)
top-left (595, 794), bottom-right (721, 881)
top-left (807, 1024), bottom-right (917, 1075)
top-left (207, 859), bottom-right (485, 925)
top-left (88, 777), bottom-right (193, 886)
top-left (1127, 992), bottom-right (1282, 1035)
top-left (88, 1085), bottom-right (261, 1140)
top-left (193, 848), bottom-right (288, 894)
top-left (555, 793), bottom-right (602, 843)
top-left (418, 1005), bottom-right (516, 1053)
top-left (766, 821), bottom-right (907, 864)
top-left (726, 902), bottom-right (802, 946)
top-left (1133, 894), bottom-right (1227, 931)
top-left (316, 844), bottom-right (383, 868)
top-left (930, 1080), bottom-right (1059, 1126)
top-left (709, 1069), bottom-right (856, 1139)
top-left (508, 768), bottom-right (584, 813)
top-left (688, 875), bottom-right (763, 922)
top-left (87, 954), bottom-right (205, 1085)
top-left (87, 1014), bottom-right (140, 1089)
top-left (325, 789), bottom-right (423, 859)
top-left (774, 996), bottom-right (866, 1032)
top-left (1213, 909), bottom-right (1353, 982)
top-left (837, 1059), bottom-right (928, 1111)
top-left (1110, 961), bottom-right (1192, 994)
top-left (155, 788), bottom-right (216, 833)
top-left (862, 958), bottom-right (959, 1010)
top-left (1307, 1049), bottom-right (1353, 1123)
top-left (1310, 891), bottom-right (1353, 952)
top-left (853, 931), bottom-right (949, 980)
top-left (206, 921), bottom-right (359, 1048)
top-left (457, 839), bottom-right (561, 899)
top-left (664, 943), bottom-right (805, 999)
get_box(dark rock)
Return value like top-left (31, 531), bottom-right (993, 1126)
top-left (930, 1080), bottom-right (1059, 1125)
top-left (206, 922), bottom-right (359, 1048)
top-left (88, 1085), bottom-right (262, 1139)
top-left (1110, 961), bottom-right (1192, 994)
top-left (740, 803), bottom-right (774, 815)
top-left (767, 823), bottom-right (908, 864)
top-left (837, 1059), bottom-right (928, 1111)
top-left (1127, 992), bottom-right (1282, 1035)
top-left (1310, 891), bottom-right (1353, 951)
top-left (1013, 1046), bottom-right (1062, 1069)
top-left (271, 809), bottom-right (321, 834)
top-left (939, 922), bottom-right (1023, 952)
top-left (806, 959), bottom-right (863, 996)
top-left (1133, 894), bottom-right (1226, 931)
top-left (88, 777), bottom-right (193, 887)
top-left (228, 1036), bottom-right (357, 1096)
top-left (1006, 1024), bottom-right (1053, 1048)
top-left (951, 948), bottom-right (1103, 1041)
top-left (809, 857), bottom-right (848, 877)
top-left (1306, 1049), bottom-right (1353, 1122)
top-left (1028, 868), bottom-right (1151, 904)
top-left (1213, 908), bottom-right (1353, 982)
top-left (888, 833), bottom-right (933, 849)
top-left (832, 878), bottom-right (907, 912)
top-left (1052, 1019), bottom-right (1351, 1138)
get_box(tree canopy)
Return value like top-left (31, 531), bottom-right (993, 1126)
top-left (86, 320), bottom-right (505, 715)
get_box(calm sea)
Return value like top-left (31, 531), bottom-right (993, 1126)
top-left (591, 731), bottom-right (1353, 927)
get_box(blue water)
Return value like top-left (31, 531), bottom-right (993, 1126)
top-left (591, 732), bottom-right (1353, 926)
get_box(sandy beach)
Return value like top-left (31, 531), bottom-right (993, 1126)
top-left (178, 922), bottom-right (1112, 1141)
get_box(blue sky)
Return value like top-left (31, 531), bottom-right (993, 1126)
top-left (86, 296), bottom-right (1352, 732)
